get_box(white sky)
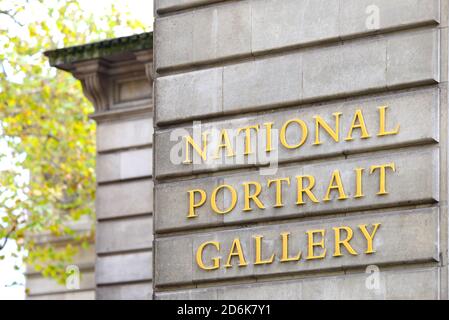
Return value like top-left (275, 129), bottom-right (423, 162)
top-left (0, 0), bottom-right (154, 300)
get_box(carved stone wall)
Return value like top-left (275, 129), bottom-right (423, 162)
top-left (31, 36), bottom-right (154, 300)
top-left (153, 0), bottom-right (449, 300)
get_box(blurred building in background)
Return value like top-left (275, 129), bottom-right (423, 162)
top-left (27, 32), bottom-right (153, 300)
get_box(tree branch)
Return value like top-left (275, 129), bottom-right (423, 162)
top-left (0, 222), bottom-right (17, 251)
top-left (0, 9), bottom-right (23, 26)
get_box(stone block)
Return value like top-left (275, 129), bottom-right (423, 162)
top-left (96, 251), bottom-right (153, 285)
top-left (96, 216), bottom-right (153, 254)
top-left (97, 148), bottom-right (152, 183)
top-left (155, 12), bottom-right (193, 70)
top-left (155, 148), bottom-right (439, 232)
top-left (252, 0), bottom-right (339, 52)
top-left (223, 53), bottom-right (302, 113)
top-left (154, 235), bottom-right (193, 286)
top-left (97, 117), bottom-right (153, 153)
top-left (154, 127), bottom-right (193, 178)
top-left (27, 271), bottom-right (94, 295)
top-left (97, 282), bottom-right (153, 300)
top-left (156, 1), bottom-right (251, 70)
top-left (155, 87), bottom-right (439, 179)
top-left (155, 29), bottom-right (439, 123)
top-left (28, 290), bottom-right (95, 300)
top-left (302, 37), bottom-right (387, 100)
top-left (155, 67), bottom-right (223, 124)
top-left (193, 1), bottom-right (251, 63)
top-left (156, 0), bottom-right (223, 13)
top-left (155, 0), bottom-right (440, 69)
top-left (154, 208), bottom-right (439, 286)
top-left (155, 176), bottom-right (224, 233)
top-left (96, 179), bottom-right (153, 220)
top-left (156, 267), bottom-right (439, 300)
top-left (340, 0), bottom-right (440, 38)
top-left (387, 29), bottom-right (440, 87)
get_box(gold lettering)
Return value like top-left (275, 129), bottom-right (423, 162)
top-left (213, 129), bottom-right (235, 159)
top-left (211, 185), bottom-right (237, 214)
top-left (296, 175), bottom-right (320, 205)
top-left (183, 132), bottom-right (209, 164)
top-left (359, 224), bottom-right (381, 254)
top-left (264, 122), bottom-right (274, 153)
top-left (196, 241), bottom-right (220, 270)
top-left (225, 238), bottom-right (248, 268)
top-left (187, 189), bottom-right (207, 219)
top-left (314, 112), bottom-right (342, 145)
top-left (267, 178), bottom-right (291, 208)
top-left (280, 119), bottom-right (308, 149)
top-left (378, 106), bottom-right (400, 137)
top-left (370, 163), bottom-right (396, 195)
top-left (243, 182), bottom-right (265, 212)
top-left (333, 226), bottom-right (358, 257)
top-left (355, 168), bottom-right (365, 198)
top-left (306, 229), bottom-right (327, 260)
top-left (254, 235), bottom-right (275, 265)
top-left (346, 109), bottom-right (371, 141)
top-left (324, 170), bottom-right (348, 202)
top-left (280, 232), bottom-right (302, 262)
top-left (237, 125), bottom-right (260, 155)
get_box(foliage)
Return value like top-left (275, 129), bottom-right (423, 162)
top-left (0, 0), bottom-right (146, 286)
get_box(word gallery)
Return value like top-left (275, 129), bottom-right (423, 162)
top-left (195, 223), bottom-right (381, 271)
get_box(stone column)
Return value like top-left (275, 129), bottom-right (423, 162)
top-left (44, 33), bottom-right (154, 299)
top-left (153, 0), bottom-right (448, 299)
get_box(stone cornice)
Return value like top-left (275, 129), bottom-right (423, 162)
top-left (44, 32), bottom-right (153, 70)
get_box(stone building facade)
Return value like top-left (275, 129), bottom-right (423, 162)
top-left (33, 33), bottom-right (154, 300)
top-left (152, 0), bottom-right (449, 300)
top-left (31, 0), bottom-right (449, 300)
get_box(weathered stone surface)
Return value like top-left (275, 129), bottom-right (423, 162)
top-left (97, 117), bottom-right (153, 153)
top-left (153, 0), bottom-right (446, 302)
top-left (223, 53), bottom-right (302, 113)
top-left (155, 148), bottom-right (438, 232)
top-left (155, 208), bottom-right (439, 286)
top-left (155, 0), bottom-right (223, 13)
top-left (156, 267), bottom-right (439, 300)
top-left (27, 271), bottom-right (95, 295)
top-left (155, 0), bottom-right (440, 69)
top-left (156, 287), bottom-right (219, 300)
top-left (97, 148), bottom-right (152, 183)
top-left (96, 251), bottom-right (153, 285)
top-left (153, 228), bottom-right (194, 286)
top-left (155, 67), bottom-right (223, 124)
top-left (252, 0), bottom-right (339, 52)
top-left (302, 37), bottom-right (387, 100)
top-left (387, 29), bottom-right (440, 87)
top-left (156, 1), bottom-right (251, 69)
top-left (339, 0), bottom-right (440, 38)
top-left (155, 87), bottom-right (439, 179)
top-left (28, 290), bottom-right (96, 300)
top-left (155, 29), bottom-right (439, 124)
top-left (97, 282), bottom-right (153, 300)
top-left (154, 126), bottom-right (193, 178)
top-left (97, 179), bottom-right (153, 220)
top-left (155, 11), bottom-right (193, 69)
top-left (155, 175), bottom-right (224, 232)
top-left (97, 216), bottom-right (153, 254)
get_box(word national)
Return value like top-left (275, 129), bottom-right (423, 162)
top-left (182, 106), bottom-right (399, 163)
